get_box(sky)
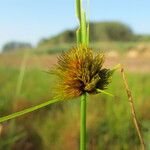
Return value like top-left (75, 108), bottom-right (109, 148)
top-left (0, 0), bottom-right (150, 51)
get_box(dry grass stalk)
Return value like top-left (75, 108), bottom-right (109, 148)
top-left (120, 66), bottom-right (146, 150)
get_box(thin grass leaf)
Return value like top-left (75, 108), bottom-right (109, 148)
top-left (0, 98), bottom-right (62, 123)
top-left (81, 10), bottom-right (87, 45)
top-left (76, 0), bottom-right (82, 44)
top-left (86, 23), bottom-right (89, 46)
top-left (76, 0), bottom-right (88, 46)
top-left (76, 0), bottom-right (82, 20)
top-left (76, 28), bottom-right (81, 45)
top-left (112, 64), bottom-right (121, 72)
top-left (86, 0), bottom-right (90, 45)
top-left (96, 89), bottom-right (114, 97)
top-left (15, 51), bottom-right (28, 99)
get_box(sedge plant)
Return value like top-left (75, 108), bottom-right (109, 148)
top-left (0, 0), bottom-right (145, 150)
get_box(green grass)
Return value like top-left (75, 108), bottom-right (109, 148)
top-left (34, 41), bottom-right (149, 55)
top-left (0, 67), bottom-right (149, 150)
top-left (2, 41), bottom-right (149, 56)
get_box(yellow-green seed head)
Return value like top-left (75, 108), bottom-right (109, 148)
top-left (51, 45), bottom-right (113, 99)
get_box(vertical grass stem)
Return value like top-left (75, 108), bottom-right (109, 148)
top-left (120, 66), bottom-right (146, 150)
top-left (80, 93), bottom-right (87, 150)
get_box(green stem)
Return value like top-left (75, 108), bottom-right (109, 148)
top-left (80, 93), bottom-right (87, 150)
top-left (0, 98), bottom-right (62, 123)
top-left (76, 0), bottom-right (89, 149)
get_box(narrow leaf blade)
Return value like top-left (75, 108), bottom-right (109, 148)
top-left (76, 28), bottom-right (81, 44)
top-left (81, 10), bottom-right (87, 45)
top-left (97, 89), bottom-right (114, 97)
top-left (0, 98), bottom-right (62, 123)
top-left (76, 0), bottom-right (82, 20)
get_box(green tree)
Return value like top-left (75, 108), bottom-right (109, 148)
top-left (2, 42), bottom-right (32, 52)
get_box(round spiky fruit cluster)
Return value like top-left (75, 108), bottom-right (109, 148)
top-left (51, 46), bottom-right (114, 99)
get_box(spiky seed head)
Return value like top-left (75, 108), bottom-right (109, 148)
top-left (51, 45), bottom-right (114, 100)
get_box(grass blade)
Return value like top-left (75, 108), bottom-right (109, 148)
top-left (15, 51), bottom-right (28, 99)
top-left (0, 98), bottom-right (62, 123)
top-left (76, 28), bottom-right (81, 45)
top-left (81, 11), bottom-right (87, 45)
top-left (76, 0), bottom-right (88, 46)
top-left (76, 0), bottom-right (82, 20)
top-left (86, 23), bottom-right (89, 46)
top-left (96, 89), bottom-right (114, 97)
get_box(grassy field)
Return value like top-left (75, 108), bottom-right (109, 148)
top-left (35, 41), bottom-right (150, 55)
top-left (0, 65), bottom-right (149, 150)
top-left (0, 0), bottom-right (150, 149)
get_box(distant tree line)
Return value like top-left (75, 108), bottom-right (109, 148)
top-left (2, 42), bottom-right (32, 52)
top-left (2, 22), bottom-right (150, 53)
top-left (89, 22), bottom-right (133, 41)
top-left (38, 22), bottom-right (136, 46)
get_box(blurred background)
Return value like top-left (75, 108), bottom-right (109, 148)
top-left (0, 0), bottom-right (150, 150)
